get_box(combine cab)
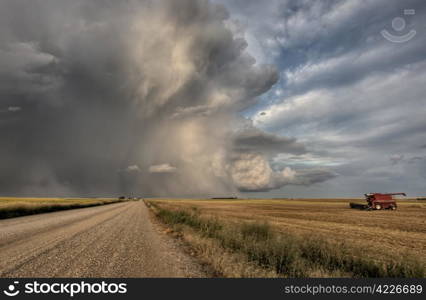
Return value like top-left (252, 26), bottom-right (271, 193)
top-left (350, 193), bottom-right (406, 210)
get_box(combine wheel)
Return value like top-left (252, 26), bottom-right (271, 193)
top-left (375, 204), bottom-right (382, 210)
top-left (390, 205), bottom-right (396, 210)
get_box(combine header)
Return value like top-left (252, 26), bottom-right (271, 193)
top-left (350, 193), bottom-right (406, 210)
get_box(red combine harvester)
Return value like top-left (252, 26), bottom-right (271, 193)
top-left (350, 193), bottom-right (406, 210)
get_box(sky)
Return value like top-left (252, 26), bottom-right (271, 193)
top-left (0, 0), bottom-right (425, 198)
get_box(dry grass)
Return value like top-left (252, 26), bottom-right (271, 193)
top-left (177, 228), bottom-right (279, 278)
top-left (0, 197), bottom-right (126, 219)
top-left (147, 198), bottom-right (426, 278)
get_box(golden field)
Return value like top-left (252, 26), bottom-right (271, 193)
top-left (148, 198), bottom-right (426, 277)
top-left (0, 197), bottom-right (124, 219)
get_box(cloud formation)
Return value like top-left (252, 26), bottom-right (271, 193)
top-left (233, 126), bottom-right (306, 156)
top-left (8, 106), bottom-right (21, 112)
top-left (220, 0), bottom-right (426, 196)
top-left (126, 165), bottom-right (141, 173)
top-left (149, 164), bottom-right (177, 174)
top-left (230, 153), bottom-right (336, 192)
top-left (0, 0), bottom-right (335, 197)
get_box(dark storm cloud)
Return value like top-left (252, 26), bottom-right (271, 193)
top-left (3, 0), bottom-right (335, 196)
top-left (233, 127), bottom-right (306, 156)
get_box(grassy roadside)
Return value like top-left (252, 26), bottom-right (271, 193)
top-left (146, 200), bottom-right (425, 278)
top-left (0, 197), bottom-right (128, 219)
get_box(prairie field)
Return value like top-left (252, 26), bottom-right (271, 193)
top-left (147, 198), bottom-right (426, 277)
top-left (0, 197), bottom-right (125, 219)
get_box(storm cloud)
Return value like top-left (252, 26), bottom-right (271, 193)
top-left (0, 0), bottom-right (334, 197)
top-left (5, 0), bottom-right (420, 198)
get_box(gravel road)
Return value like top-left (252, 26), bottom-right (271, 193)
top-left (0, 201), bottom-right (206, 277)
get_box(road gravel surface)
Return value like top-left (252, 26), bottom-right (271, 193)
top-left (0, 201), bottom-right (206, 277)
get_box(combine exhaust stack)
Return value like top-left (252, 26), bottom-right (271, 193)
top-left (350, 193), bottom-right (406, 210)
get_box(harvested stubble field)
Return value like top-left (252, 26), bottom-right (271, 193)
top-left (0, 197), bottom-right (125, 219)
top-left (147, 198), bottom-right (426, 278)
